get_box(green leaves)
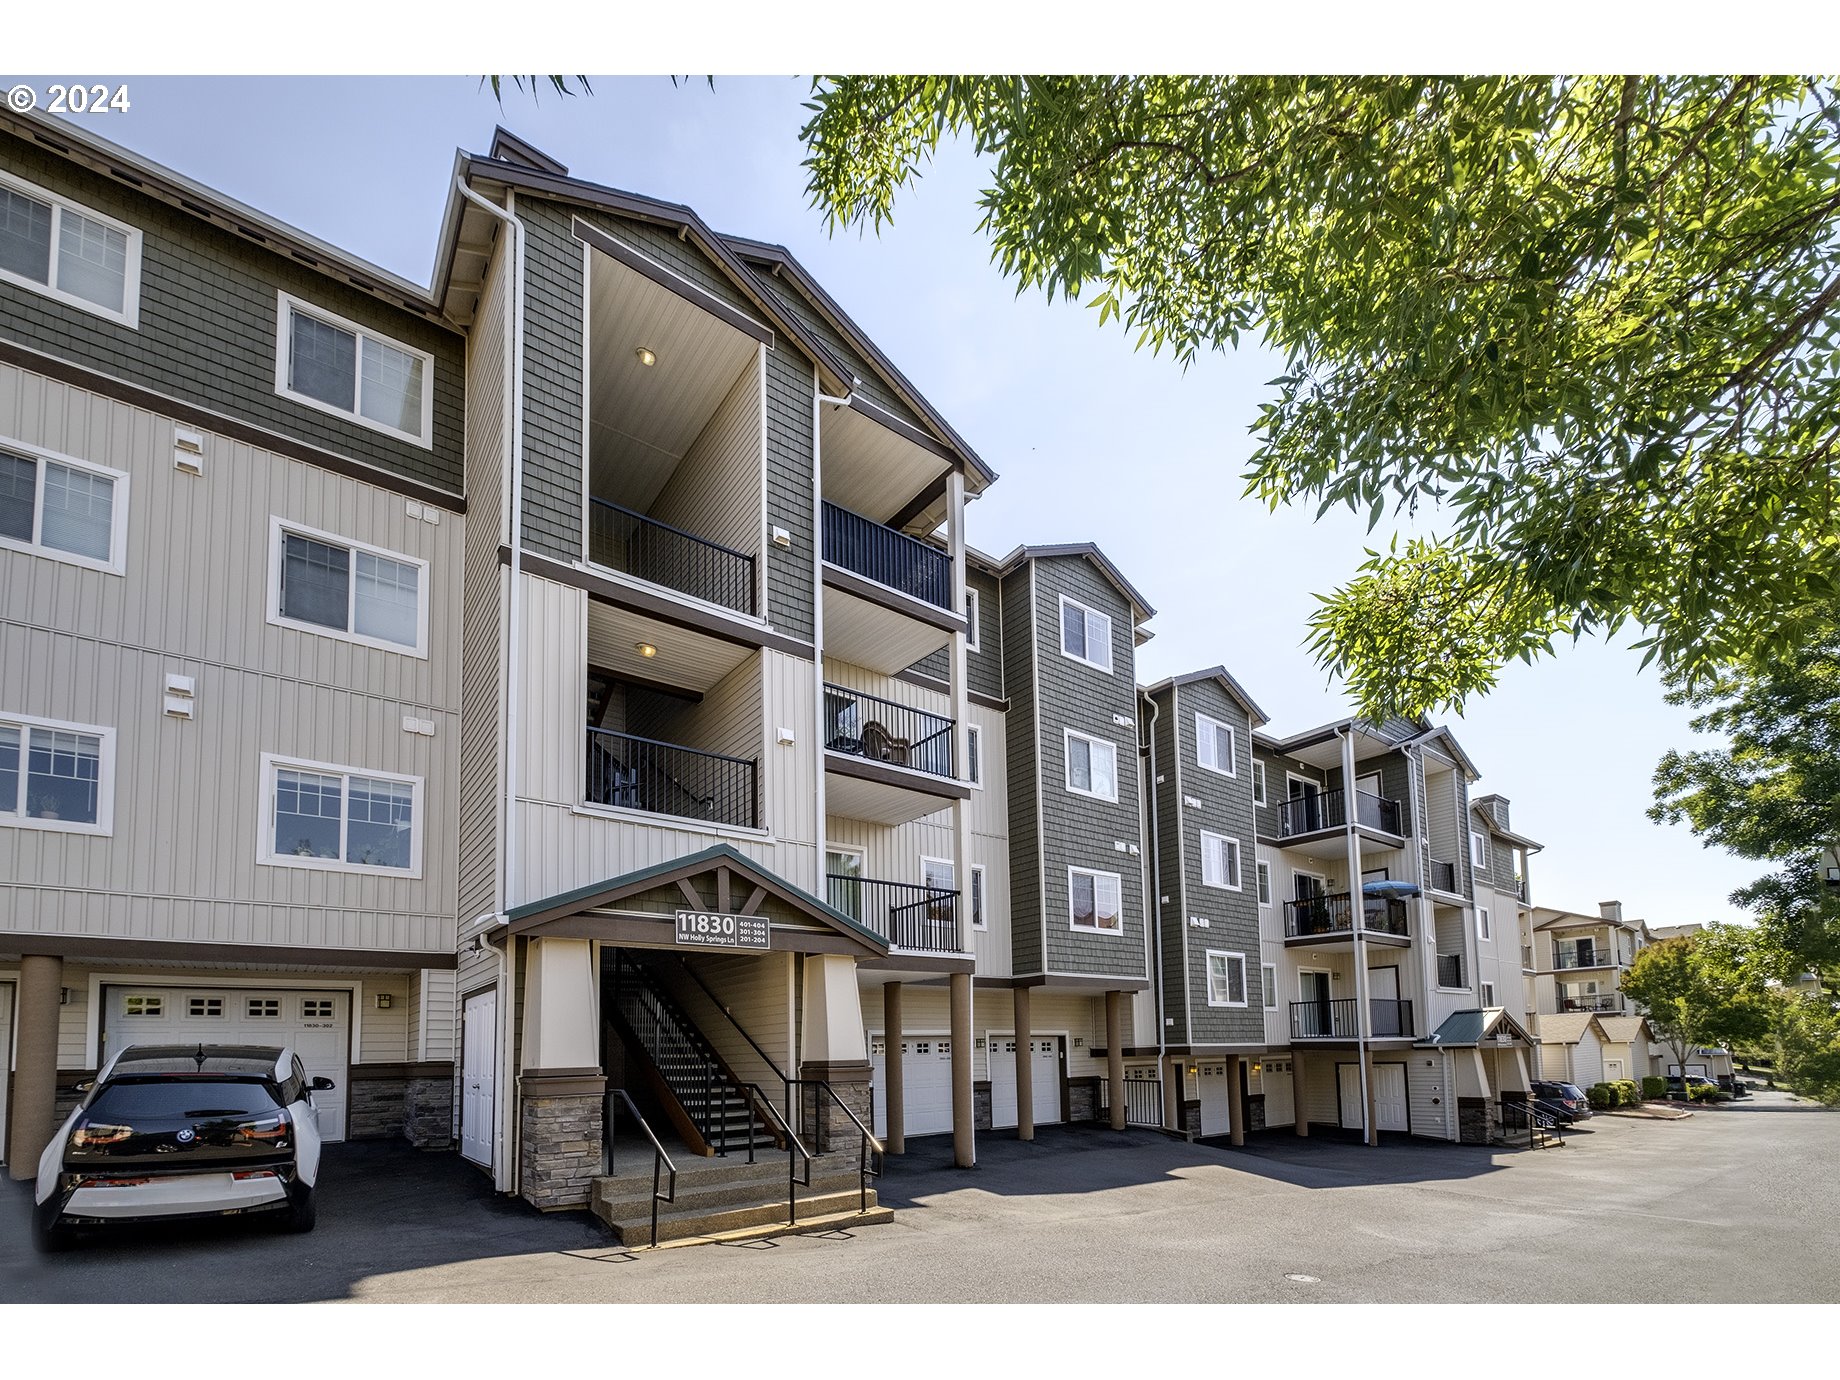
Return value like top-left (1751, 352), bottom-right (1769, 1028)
top-left (800, 76), bottom-right (1840, 720)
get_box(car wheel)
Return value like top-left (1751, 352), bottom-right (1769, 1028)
top-left (32, 1199), bottom-right (73, 1254)
top-left (282, 1185), bottom-right (317, 1234)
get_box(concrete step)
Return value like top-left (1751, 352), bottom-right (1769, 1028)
top-left (594, 1156), bottom-right (868, 1220)
top-left (600, 1187), bottom-right (886, 1245)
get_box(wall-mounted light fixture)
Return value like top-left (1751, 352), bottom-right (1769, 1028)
top-left (634, 642), bottom-right (657, 658)
top-left (376, 993), bottom-right (393, 1010)
top-left (634, 347), bottom-right (657, 367)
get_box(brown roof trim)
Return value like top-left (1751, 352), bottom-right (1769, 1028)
top-left (571, 217), bottom-right (774, 346)
top-left (821, 561), bottom-right (967, 635)
top-left (1015, 973), bottom-right (1151, 993)
top-left (490, 127), bottom-right (568, 176)
top-left (0, 931), bottom-right (454, 970)
top-left (0, 337), bottom-right (466, 513)
top-left (889, 666), bottom-right (1008, 714)
top-left (823, 749), bottom-right (972, 803)
top-left (859, 953), bottom-right (976, 975)
top-left (993, 543), bottom-right (1157, 621)
top-left (511, 548), bottom-right (816, 660)
top-left (346, 1061), bottom-right (455, 1082)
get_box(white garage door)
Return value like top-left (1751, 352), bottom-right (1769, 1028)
top-left (1262, 1057), bottom-right (1295, 1129)
top-left (990, 1036), bottom-right (1061, 1129)
top-left (870, 1034), bottom-right (954, 1137)
top-left (0, 982), bottom-right (12, 1166)
top-left (104, 987), bottom-right (351, 1141)
top-left (1198, 1062), bottom-right (1234, 1136)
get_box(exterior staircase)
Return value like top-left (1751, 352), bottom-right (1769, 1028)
top-left (592, 1149), bottom-right (889, 1246)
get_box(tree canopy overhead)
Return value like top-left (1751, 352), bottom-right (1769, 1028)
top-left (800, 76), bottom-right (1840, 718)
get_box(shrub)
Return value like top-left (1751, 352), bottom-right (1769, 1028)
top-left (1641, 1076), bottom-right (1668, 1100)
top-left (1586, 1082), bottom-right (1616, 1109)
top-left (1615, 1079), bottom-right (1640, 1106)
top-left (1688, 1083), bottom-right (1731, 1103)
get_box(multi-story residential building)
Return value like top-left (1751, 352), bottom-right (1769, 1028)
top-left (1468, 794), bottom-right (1542, 1019)
top-left (1530, 900), bottom-right (1651, 1016)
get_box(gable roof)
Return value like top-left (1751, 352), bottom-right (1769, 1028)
top-left (1141, 667), bottom-right (1269, 728)
top-left (993, 542), bottom-right (1157, 622)
top-left (1534, 1012), bottom-right (1608, 1046)
top-left (1417, 1006), bottom-right (1537, 1048)
top-left (1596, 1015), bottom-right (1653, 1045)
top-left (1534, 906), bottom-right (1643, 935)
top-left (1396, 722), bottom-right (1482, 781)
top-left (1469, 802), bottom-right (1544, 851)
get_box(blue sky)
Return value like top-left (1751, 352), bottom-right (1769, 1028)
top-left (81, 74), bottom-right (1759, 924)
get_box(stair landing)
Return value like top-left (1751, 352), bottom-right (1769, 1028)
top-left (592, 1148), bottom-right (890, 1247)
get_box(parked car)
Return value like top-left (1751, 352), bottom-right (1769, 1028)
top-left (1664, 1073), bottom-right (1723, 1098)
top-left (1530, 1080), bottom-right (1595, 1122)
top-left (34, 1044), bottom-right (332, 1251)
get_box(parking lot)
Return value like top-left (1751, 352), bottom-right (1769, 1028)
top-left (3, 1091), bottom-right (1834, 1304)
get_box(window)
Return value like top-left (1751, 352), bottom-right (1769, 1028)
top-left (1478, 906), bottom-right (1493, 941)
top-left (1206, 951), bottom-right (1248, 1007)
top-left (268, 518), bottom-right (428, 656)
top-left (123, 994), bottom-right (163, 1018)
top-left (921, 855), bottom-right (957, 931)
top-left (966, 725), bottom-right (982, 787)
top-left (260, 753), bottom-right (423, 876)
top-left (0, 169), bottom-right (141, 325)
top-left (1195, 713), bottom-right (1237, 777)
top-left (302, 999), bottom-right (335, 1020)
top-left (275, 293), bottom-right (433, 446)
top-left (965, 587), bottom-right (980, 652)
top-left (1262, 964), bottom-right (1278, 1009)
top-left (1252, 760), bottom-right (1267, 806)
top-left (0, 442), bottom-right (128, 573)
top-left (188, 996), bottom-right (224, 1018)
top-left (246, 998), bottom-right (281, 1019)
top-left (1200, 831), bottom-right (1242, 891)
top-left (1256, 860), bottom-right (1273, 907)
top-left (1059, 595), bottom-right (1113, 673)
top-left (1064, 729), bottom-right (1118, 801)
top-left (826, 848), bottom-right (865, 920)
top-left (1471, 830), bottom-right (1489, 870)
top-left (970, 863), bottom-right (987, 929)
top-left (1069, 866), bottom-right (1123, 933)
top-left (0, 711), bottom-right (113, 835)
top-left (1481, 981), bottom-right (1497, 1007)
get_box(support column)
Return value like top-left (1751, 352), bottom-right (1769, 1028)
top-left (9, 954), bottom-right (62, 1181)
top-left (1105, 992), bottom-right (1126, 1131)
top-left (1363, 1045), bottom-right (1380, 1146)
top-left (1228, 1053), bottom-right (1247, 1147)
top-left (1013, 985), bottom-right (1034, 1141)
top-left (799, 954), bottom-right (874, 1150)
top-left (1293, 1049), bottom-right (1310, 1136)
top-left (518, 938), bottom-right (605, 1210)
top-left (1162, 1054), bottom-right (1181, 1132)
top-left (950, 971), bottom-right (974, 1167)
top-left (882, 982), bottom-right (905, 1155)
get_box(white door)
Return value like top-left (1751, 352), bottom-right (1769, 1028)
top-left (990, 1036), bottom-right (1062, 1129)
top-left (105, 987), bottom-right (350, 1140)
top-left (1338, 1063), bottom-right (1365, 1130)
top-left (1262, 1057), bottom-right (1295, 1128)
top-left (1198, 1062), bottom-right (1233, 1136)
top-left (1604, 1057), bottom-right (1625, 1083)
top-left (1373, 1063), bottom-right (1408, 1131)
top-left (0, 982), bottom-right (12, 1166)
top-left (461, 989), bottom-right (498, 1167)
top-left (871, 1035), bottom-right (955, 1137)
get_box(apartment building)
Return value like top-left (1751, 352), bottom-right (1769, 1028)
top-left (1530, 900), bottom-right (1651, 1016)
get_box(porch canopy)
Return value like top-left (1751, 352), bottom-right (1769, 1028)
top-left (1415, 1007), bottom-right (1538, 1050)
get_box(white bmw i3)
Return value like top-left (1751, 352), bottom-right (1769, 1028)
top-left (34, 1043), bottom-right (332, 1251)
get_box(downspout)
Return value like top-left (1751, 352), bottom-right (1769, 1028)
top-left (1141, 693), bottom-right (1167, 1100)
top-left (456, 175), bottom-right (526, 1195)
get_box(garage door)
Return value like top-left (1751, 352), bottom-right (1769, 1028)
top-left (1198, 1062), bottom-right (1234, 1136)
top-left (104, 986), bottom-right (351, 1141)
top-left (0, 982), bottom-right (12, 1166)
top-left (1262, 1057), bottom-right (1295, 1128)
top-left (870, 1034), bottom-right (954, 1137)
top-left (990, 1035), bottom-right (1061, 1129)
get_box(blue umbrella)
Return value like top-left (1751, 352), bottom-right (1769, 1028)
top-left (1363, 879), bottom-right (1420, 898)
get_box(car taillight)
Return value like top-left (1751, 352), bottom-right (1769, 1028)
top-left (81, 1176), bottom-right (152, 1187)
top-left (235, 1113), bottom-right (290, 1144)
top-left (70, 1123), bottom-right (133, 1149)
top-left (232, 1169), bottom-right (277, 1181)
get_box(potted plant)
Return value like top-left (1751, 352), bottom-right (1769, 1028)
top-left (292, 837), bottom-right (318, 857)
top-left (30, 794), bottom-right (60, 821)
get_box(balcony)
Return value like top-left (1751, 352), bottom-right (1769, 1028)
top-left (588, 499), bottom-right (756, 616)
top-left (1560, 992), bottom-right (1627, 1014)
top-left (1428, 858), bottom-right (1458, 893)
top-left (1282, 892), bottom-right (1410, 945)
top-left (829, 875), bottom-right (963, 954)
top-left (1275, 787), bottom-right (1403, 841)
top-left (1553, 946), bottom-right (1615, 971)
top-left (822, 500), bottom-right (951, 610)
top-left (585, 726), bottom-right (758, 830)
top-left (1436, 952), bottom-right (1466, 988)
top-left (822, 681), bottom-right (969, 826)
top-left (1290, 997), bottom-right (1415, 1040)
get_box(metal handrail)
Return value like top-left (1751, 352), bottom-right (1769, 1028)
top-left (672, 957), bottom-right (793, 1119)
top-left (739, 1082), bottom-right (813, 1228)
top-left (821, 499), bottom-right (952, 609)
top-left (1281, 890), bottom-right (1410, 940)
top-left (603, 1087), bottom-right (678, 1249)
top-left (588, 497), bottom-right (757, 616)
top-left (821, 681), bottom-right (956, 780)
top-left (1289, 996), bottom-right (1415, 1040)
top-left (586, 726), bottom-right (758, 829)
top-left (612, 952), bottom-right (765, 1155)
top-left (1097, 1075), bottom-right (1164, 1129)
top-left (1428, 858), bottom-right (1458, 893)
top-left (790, 1078), bottom-right (884, 1214)
top-left (1275, 786), bottom-right (1403, 837)
top-left (828, 874), bottom-right (964, 954)
top-left (1553, 948), bottom-right (1615, 970)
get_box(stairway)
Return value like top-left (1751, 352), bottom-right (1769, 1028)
top-left (592, 1149), bottom-right (889, 1246)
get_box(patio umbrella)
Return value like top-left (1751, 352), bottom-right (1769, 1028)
top-left (1362, 879), bottom-right (1420, 898)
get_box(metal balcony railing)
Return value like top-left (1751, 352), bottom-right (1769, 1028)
top-left (1560, 992), bottom-right (1626, 1014)
top-left (828, 875), bottom-right (962, 953)
top-left (821, 500), bottom-right (952, 610)
top-left (585, 726), bottom-right (758, 829)
top-left (1553, 947), bottom-right (1614, 970)
top-left (588, 498), bottom-right (756, 616)
top-left (1282, 891), bottom-right (1411, 940)
top-left (1097, 1075), bottom-right (1165, 1128)
top-left (822, 683), bottom-right (956, 780)
top-left (1290, 998), bottom-right (1415, 1040)
top-left (1428, 858), bottom-right (1458, 893)
top-left (1275, 787), bottom-right (1402, 838)
top-left (1436, 952), bottom-right (1466, 988)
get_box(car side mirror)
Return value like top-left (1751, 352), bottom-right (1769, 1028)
top-left (309, 1076), bottom-right (336, 1091)
top-left (75, 1081), bottom-right (94, 1094)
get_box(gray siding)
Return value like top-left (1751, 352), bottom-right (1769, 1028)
top-left (0, 133), bottom-right (463, 495)
top-left (966, 565), bottom-right (1003, 701)
top-left (516, 197), bottom-right (586, 562)
top-left (752, 273), bottom-right (926, 432)
top-left (1253, 747), bottom-right (1325, 842)
top-left (1326, 748), bottom-right (1415, 836)
top-left (1147, 687), bottom-right (1187, 1043)
top-left (1000, 566), bottom-right (1042, 975)
top-left (763, 343), bottom-right (815, 643)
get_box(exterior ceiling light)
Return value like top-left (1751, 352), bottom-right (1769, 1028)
top-left (634, 347), bottom-right (657, 367)
top-left (635, 642), bottom-right (658, 658)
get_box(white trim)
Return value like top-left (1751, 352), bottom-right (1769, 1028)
top-left (83, 972), bottom-right (365, 1072)
top-left (1204, 950), bottom-right (1249, 1007)
top-left (0, 167), bottom-right (142, 328)
top-left (1477, 905), bottom-right (1493, 941)
top-left (265, 516), bottom-right (430, 659)
top-left (1199, 830), bottom-right (1243, 891)
top-left (1056, 593), bottom-right (1114, 674)
top-left (969, 862), bottom-right (987, 929)
top-left (0, 710), bottom-right (116, 836)
top-left (1261, 963), bottom-right (1279, 1009)
top-left (920, 853), bottom-right (956, 893)
top-left (1255, 859), bottom-right (1273, 907)
top-left (1481, 980), bottom-right (1497, 1008)
top-left (966, 723), bottom-right (983, 789)
top-left (0, 434), bottom-right (130, 575)
top-left (964, 586), bottom-right (981, 653)
top-left (1251, 759), bottom-right (1267, 806)
top-left (257, 751), bottom-right (425, 878)
top-left (1063, 726), bottom-right (1119, 802)
top-left (1067, 865), bottom-right (1124, 934)
top-left (569, 798), bottom-right (775, 843)
top-left (273, 291), bottom-right (435, 448)
top-left (1470, 830), bottom-right (1489, 870)
top-left (1194, 712), bottom-right (1238, 778)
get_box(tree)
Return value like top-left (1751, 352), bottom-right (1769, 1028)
top-left (800, 77), bottom-right (1840, 719)
top-left (1620, 932), bottom-right (1770, 1093)
top-left (1650, 631), bottom-right (1840, 979)
top-left (1770, 987), bottom-right (1840, 1104)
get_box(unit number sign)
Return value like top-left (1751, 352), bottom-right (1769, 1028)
top-left (674, 909), bottom-right (771, 951)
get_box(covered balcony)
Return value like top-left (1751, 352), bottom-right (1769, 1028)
top-left (1558, 989), bottom-right (1627, 1015)
top-left (827, 873), bottom-right (963, 955)
top-left (1281, 891), bottom-right (1411, 946)
top-left (1290, 997), bottom-right (1416, 1040)
top-left (1275, 785), bottom-right (1403, 842)
top-left (821, 676), bottom-right (968, 826)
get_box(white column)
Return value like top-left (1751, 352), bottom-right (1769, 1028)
top-left (1339, 727), bottom-right (1375, 1146)
top-left (947, 467), bottom-right (972, 951)
top-left (520, 938), bottom-right (600, 1071)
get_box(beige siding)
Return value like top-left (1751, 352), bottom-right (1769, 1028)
top-left (627, 655), bottom-right (762, 769)
top-left (1408, 1051), bottom-right (1454, 1139)
top-left (646, 351), bottom-right (764, 567)
top-left (862, 984), bottom-right (1112, 1084)
top-left (649, 950), bottom-right (793, 1089)
top-left (420, 968), bottom-right (458, 1062)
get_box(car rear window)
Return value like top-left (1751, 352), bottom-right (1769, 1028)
top-left (1558, 1084), bottom-right (1586, 1099)
top-left (86, 1078), bottom-right (283, 1120)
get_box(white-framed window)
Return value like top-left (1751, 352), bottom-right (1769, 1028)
top-left (1206, 950), bottom-right (1248, 1007)
top-left (970, 863), bottom-right (987, 929)
top-left (302, 999), bottom-right (335, 1020)
top-left (826, 846), bottom-right (866, 921)
top-left (0, 168), bottom-right (142, 326)
top-left (246, 997), bottom-right (281, 1019)
top-left (266, 517), bottom-right (429, 657)
top-left (1481, 981), bottom-right (1497, 1007)
top-left (0, 711), bottom-right (114, 836)
top-left (1195, 713), bottom-right (1237, 777)
top-left (966, 724), bottom-right (982, 788)
top-left (1252, 759), bottom-right (1267, 806)
top-left (1262, 964), bottom-right (1278, 1009)
top-left (1470, 830), bottom-right (1489, 870)
top-left (1069, 866), bottom-right (1123, 933)
top-left (123, 994), bottom-right (163, 1018)
top-left (0, 439), bottom-right (129, 574)
top-left (274, 292), bottom-right (434, 447)
top-left (1058, 595), bottom-right (1113, 673)
top-left (187, 995), bottom-right (224, 1018)
top-left (1200, 830), bottom-right (1242, 891)
top-left (964, 587), bottom-right (980, 652)
top-left (920, 854), bottom-right (959, 937)
top-left (1064, 728), bottom-right (1118, 802)
top-left (1256, 860), bottom-right (1273, 907)
top-left (1478, 906), bottom-right (1493, 941)
top-left (259, 753), bottom-right (423, 877)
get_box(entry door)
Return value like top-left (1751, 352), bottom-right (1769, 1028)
top-left (1337, 1063), bottom-right (1365, 1130)
top-left (1198, 1062), bottom-right (1233, 1136)
top-left (990, 1036), bottom-right (1061, 1129)
top-left (1262, 1057), bottom-right (1294, 1128)
top-left (461, 989), bottom-right (498, 1167)
top-left (1368, 966), bottom-right (1402, 1036)
top-left (0, 982), bottom-right (11, 1166)
top-left (1288, 777), bottom-right (1322, 832)
top-left (1298, 969), bottom-right (1332, 1037)
top-left (1373, 1064), bottom-right (1408, 1131)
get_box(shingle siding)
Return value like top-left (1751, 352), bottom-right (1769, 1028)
top-left (1149, 687), bottom-right (1187, 1044)
top-left (1253, 746), bottom-right (1326, 842)
top-left (516, 197), bottom-right (586, 562)
top-left (1000, 566), bottom-right (1043, 975)
top-left (752, 273), bottom-right (926, 431)
top-left (763, 342), bottom-right (815, 643)
top-left (966, 565), bottom-right (1003, 701)
top-left (0, 132), bottom-right (463, 495)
